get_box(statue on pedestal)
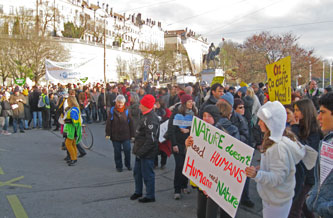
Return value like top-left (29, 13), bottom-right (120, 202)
top-left (203, 43), bottom-right (220, 69)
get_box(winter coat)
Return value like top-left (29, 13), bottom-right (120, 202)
top-left (105, 107), bottom-right (134, 142)
top-left (97, 93), bottom-right (105, 108)
top-left (23, 95), bottom-right (32, 120)
top-left (132, 110), bottom-right (160, 159)
top-left (306, 89), bottom-right (321, 110)
top-left (1, 100), bottom-right (11, 117)
top-left (306, 132), bottom-right (333, 218)
top-left (230, 110), bottom-right (250, 145)
top-left (254, 136), bottom-right (306, 206)
top-left (106, 92), bottom-right (117, 108)
top-left (29, 90), bottom-right (42, 112)
top-left (215, 117), bottom-right (240, 140)
top-left (9, 94), bottom-right (26, 119)
top-left (169, 94), bottom-right (179, 108)
top-left (78, 91), bottom-right (91, 109)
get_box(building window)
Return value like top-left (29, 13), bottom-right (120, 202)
top-left (19, 6), bottom-right (24, 14)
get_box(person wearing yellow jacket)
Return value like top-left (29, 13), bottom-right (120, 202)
top-left (63, 96), bottom-right (82, 166)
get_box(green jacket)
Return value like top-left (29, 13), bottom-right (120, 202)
top-left (64, 106), bottom-right (82, 144)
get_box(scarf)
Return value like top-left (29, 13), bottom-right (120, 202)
top-left (116, 105), bottom-right (125, 113)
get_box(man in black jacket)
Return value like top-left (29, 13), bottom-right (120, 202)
top-left (199, 83), bottom-right (223, 118)
top-left (131, 94), bottom-right (159, 203)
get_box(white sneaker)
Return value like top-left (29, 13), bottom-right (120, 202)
top-left (174, 193), bottom-right (181, 200)
top-left (3, 132), bottom-right (11, 136)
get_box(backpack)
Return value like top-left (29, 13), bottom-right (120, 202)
top-left (38, 95), bottom-right (45, 108)
top-left (110, 107), bottom-right (129, 123)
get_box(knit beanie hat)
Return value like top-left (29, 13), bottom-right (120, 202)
top-left (220, 92), bottom-right (234, 107)
top-left (257, 101), bottom-right (287, 143)
top-left (180, 94), bottom-right (192, 104)
top-left (238, 86), bottom-right (247, 94)
top-left (140, 94), bottom-right (155, 109)
top-left (202, 105), bottom-right (221, 125)
top-left (233, 98), bottom-right (244, 110)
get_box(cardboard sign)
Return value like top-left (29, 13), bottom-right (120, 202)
top-left (211, 76), bottom-right (225, 86)
top-left (266, 56), bottom-right (291, 105)
top-left (320, 141), bottom-right (333, 185)
top-left (183, 117), bottom-right (254, 218)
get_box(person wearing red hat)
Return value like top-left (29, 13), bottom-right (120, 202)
top-left (131, 94), bottom-right (160, 203)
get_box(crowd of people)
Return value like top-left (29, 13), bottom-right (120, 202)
top-left (0, 79), bottom-right (332, 218)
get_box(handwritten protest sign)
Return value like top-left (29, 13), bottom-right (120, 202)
top-left (266, 56), bottom-right (291, 105)
top-left (211, 76), bottom-right (225, 86)
top-left (182, 117), bottom-right (254, 218)
top-left (320, 141), bottom-right (333, 185)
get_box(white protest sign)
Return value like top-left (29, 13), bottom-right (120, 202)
top-left (320, 141), bottom-right (333, 185)
top-left (182, 117), bottom-right (254, 218)
top-left (159, 120), bottom-right (169, 143)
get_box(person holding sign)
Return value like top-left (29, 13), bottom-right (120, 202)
top-left (185, 105), bottom-right (232, 218)
top-left (245, 101), bottom-right (309, 218)
top-left (168, 94), bottom-right (198, 200)
top-left (306, 92), bottom-right (333, 218)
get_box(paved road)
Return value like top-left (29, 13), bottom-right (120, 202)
top-left (0, 123), bottom-right (263, 218)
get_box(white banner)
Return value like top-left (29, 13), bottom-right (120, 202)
top-left (182, 116), bottom-right (254, 218)
top-left (45, 58), bottom-right (95, 83)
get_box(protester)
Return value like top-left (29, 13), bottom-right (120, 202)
top-left (29, 86), bottom-right (42, 129)
top-left (199, 83), bottom-right (223, 117)
top-left (63, 96), bottom-right (82, 166)
top-left (105, 95), bottom-right (134, 172)
top-left (168, 94), bottom-right (198, 200)
top-left (1, 92), bottom-right (12, 135)
top-left (306, 92), bottom-right (333, 218)
top-left (78, 86), bottom-right (92, 124)
top-left (41, 88), bottom-right (51, 130)
top-left (245, 101), bottom-right (309, 218)
top-left (306, 80), bottom-right (321, 110)
top-left (22, 88), bottom-right (32, 130)
top-left (9, 87), bottom-right (26, 133)
top-left (288, 98), bottom-right (322, 218)
top-left (131, 94), bottom-right (159, 203)
top-left (97, 87), bottom-right (107, 122)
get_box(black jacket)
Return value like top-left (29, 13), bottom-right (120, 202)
top-left (98, 93), bottom-right (105, 108)
top-left (242, 96), bottom-right (254, 124)
top-left (132, 110), bottom-right (159, 159)
top-left (230, 110), bottom-right (250, 145)
top-left (29, 90), bottom-right (42, 112)
top-left (215, 118), bottom-right (240, 140)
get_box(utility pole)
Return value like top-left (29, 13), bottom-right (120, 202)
top-left (103, 18), bottom-right (107, 106)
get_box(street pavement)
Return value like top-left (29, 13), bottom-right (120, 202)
top-left (0, 123), bottom-right (263, 218)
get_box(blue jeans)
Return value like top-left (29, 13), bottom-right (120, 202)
top-left (133, 157), bottom-right (155, 199)
top-left (91, 103), bottom-right (97, 121)
top-left (2, 117), bottom-right (9, 131)
top-left (82, 107), bottom-right (91, 124)
top-left (13, 118), bottom-right (24, 132)
top-left (112, 140), bottom-right (131, 169)
top-left (33, 111), bottom-right (42, 128)
top-left (24, 120), bottom-right (29, 129)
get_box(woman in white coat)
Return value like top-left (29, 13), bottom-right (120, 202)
top-left (245, 101), bottom-right (307, 218)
